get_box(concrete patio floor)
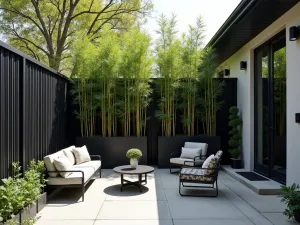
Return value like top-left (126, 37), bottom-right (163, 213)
top-left (36, 169), bottom-right (296, 225)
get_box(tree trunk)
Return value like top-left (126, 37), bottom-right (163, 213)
top-left (48, 54), bottom-right (61, 71)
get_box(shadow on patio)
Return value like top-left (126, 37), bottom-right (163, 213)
top-left (36, 169), bottom-right (292, 225)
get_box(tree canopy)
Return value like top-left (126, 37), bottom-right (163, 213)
top-left (0, 0), bottom-right (153, 72)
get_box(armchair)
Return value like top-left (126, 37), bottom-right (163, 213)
top-left (178, 150), bottom-right (223, 197)
top-left (169, 142), bottom-right (208, 174)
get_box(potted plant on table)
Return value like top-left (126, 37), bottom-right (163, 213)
top-left (281, 183), bottom-right (300, 223)
top-left (228, 106), bottom-right (243, 169)
top-left (126, 149), bottom-right (142, 169)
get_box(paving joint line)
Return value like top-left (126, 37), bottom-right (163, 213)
top-left (222, 180), bottom-right (275, 225)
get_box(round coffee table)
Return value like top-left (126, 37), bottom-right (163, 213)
top-left (113, 165), bottom-right (154, 192)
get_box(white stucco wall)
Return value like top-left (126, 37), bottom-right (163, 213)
top-left (219, 2), bottom-right (300, 185)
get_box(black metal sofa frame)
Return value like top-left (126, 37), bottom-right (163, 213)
top-left (46, 155), bottom-right (101, 201)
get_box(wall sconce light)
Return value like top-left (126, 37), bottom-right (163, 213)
top-left (218, 71), bottom-right (224, 78)
top-left (224, 69), bottom-right (230, 76)
top-left (289, 26), bottom-right (300, 41)
top-left (240, 61), bottom-right (247, 70)
top-left (296, 113), bottom-right (300, 123)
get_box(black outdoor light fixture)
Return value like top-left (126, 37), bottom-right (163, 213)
top-left (218, 71), bottom-right (224, 78)
top-left (289, 26), bottom-right (300, 41)
top-left (240, 61), bottom-right (247, 70)
top-left (224, 69), bottom-right (230, 76)
top-left (296, 113), bottom-right (300, 123)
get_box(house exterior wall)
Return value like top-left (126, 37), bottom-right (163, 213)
top-left (219, 2), bottom-right (300, 185)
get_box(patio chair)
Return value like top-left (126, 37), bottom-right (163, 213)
top-left (178, 150), bottom-right (223, 197)
top-left (169, 142), bottom-right (208, 174)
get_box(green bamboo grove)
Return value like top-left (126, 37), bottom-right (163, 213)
top-left (72, 28), bottom-right (153, 137)
top-left (71, 15), bottom-right (223, 137)
top-left (119, 29), bottom-right (153, 137)
top-left (71, 39), bottom-right (98, 137)
top-left (179, 17), bottom-right (205, 136)
top-left (155, 14), bottom-right (182, 136)
top-left (198, 47), bottom-right (223, 136)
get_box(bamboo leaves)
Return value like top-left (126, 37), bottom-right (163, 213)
top-left (94, 30), bottom-right (121, 137)
top-left (119, 28), bottom-right (153, 136)
top-left (71, 37), bottom-right (98, 137)
top-left (155, 14), bottom-right (182, 136)
top-left (179, 16), bottom-right (205, 136)
top-left (198, 47), bottom-right (223, 136)
top-left (71, 15), bottom-right (223, 138)
top-left (72, 28), bottom-right (153, 137)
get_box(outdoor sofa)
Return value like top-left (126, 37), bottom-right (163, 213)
top-left (44, 145), bottom-right (101, 201)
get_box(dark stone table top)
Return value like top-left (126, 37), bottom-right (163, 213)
top-left (113, 165), bottom-right (154, 175)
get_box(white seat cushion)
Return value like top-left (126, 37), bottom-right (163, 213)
top-left (180, 147), bottom-right (201, 159)
top-left (73, 145), bottom-right (91, 165)
top-left (170, 158), bottom-right (204, 166)
top-left (184, 142), bottom-right (208, 159)
top-left (47, 160), bottom-right (101, 185)
top-left (73, 160), bottom-right (101, 172)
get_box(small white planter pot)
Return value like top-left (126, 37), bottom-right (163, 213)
top-left (130, 159), bottom-right (138, 168)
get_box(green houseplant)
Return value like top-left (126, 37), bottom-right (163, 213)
top-left (0, 161), bottom-right (46, 225)
top-left (281, 183), bottom-right (300, 222)
top-left (228, 106), bottom-right (243, 169)
top-left (126, 149), bottom-right (143, 169)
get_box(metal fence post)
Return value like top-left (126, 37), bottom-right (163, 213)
top-left (19, 57), bottom-right (25, 175)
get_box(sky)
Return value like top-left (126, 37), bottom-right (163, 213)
top-left (144, 0), bottom-right (241, 45)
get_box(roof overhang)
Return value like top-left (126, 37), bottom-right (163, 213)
top-left (207, 0), bottom-right (300, 64)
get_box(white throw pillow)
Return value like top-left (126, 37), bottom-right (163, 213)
top-left (73, 145), bottom-right (91, 165)
top-left (202, 154), bottom-right (215, 169)
top-left (180, 147), bottom-right (201, 159)
top-left (202, 154), bottom-right (218, 175)
top-left (63, 146), bottom-right (75, 165)
top-left (53, 155), bottom-right (73, 178)
top-left (44, 151), bottom-right (64, 177)
top-left (184, 142), bottom-right (208, 159)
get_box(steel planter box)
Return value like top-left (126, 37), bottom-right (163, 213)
top-left (77, 136), bottom-right (147, 168)
top-left (37, 192), bottom-right (47, 213)
top-left (20, 203), bottom-right (36, 223)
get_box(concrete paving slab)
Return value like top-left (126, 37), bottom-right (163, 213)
top-left (173, 219), bottom-right (255, 225)
top-left (94, 220), bottom-right (174, 225)
top-left (104, 182), bottom-right (166, 201)
top-left (37, 169), bottom-right (291, 225)
top-left (263, 213), bottom-right (297, 225)
top-left (97, 201), bottom-right (172, 220)
top-left (165, 189), bottom-right (247, 220)
top-left (221, 178), bottom-right (285, 213)
top-left (220, 183), bottom-right (273, 225)
top-left (35, 219), bottom-right (95, 225)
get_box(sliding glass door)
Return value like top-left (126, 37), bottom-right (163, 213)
top-left (254, 30), bottom-right (286, 184)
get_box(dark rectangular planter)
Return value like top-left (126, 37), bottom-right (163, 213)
top-left (158, 135), bottom-right (221, 168)
top-left (37, 192), bottom-right (47, 213)
top-left (231, 159), bottom-right (242, 169)
top-left (76, 136), bottom-right (147, 168)
top-left (20, 203), bottom-right (36, 223)
top-left (3, 213), bottom-right (20, 225)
